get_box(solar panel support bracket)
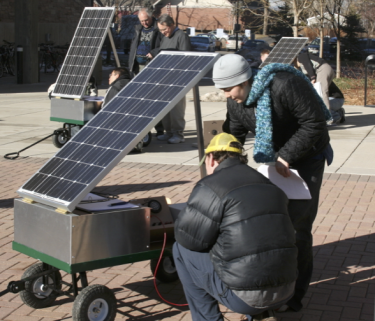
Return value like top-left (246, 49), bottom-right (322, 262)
top-left (107, 27), bottom-right (120, 68)
top-left (22, 198), bottom-right (35, 204)
top-left (55, 208), bottom-right (71, 215)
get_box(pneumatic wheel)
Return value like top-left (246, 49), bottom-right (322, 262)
top-left (52, 128), bottom-right (70, 148)
top-left (150, 257), bottom-right (179, 283)
top-left (72, 284), bottom-right (117, 321)
top-left (142, 132), bottom-right (152, 147)
top-left (19, 263), bottom-right (62, 309)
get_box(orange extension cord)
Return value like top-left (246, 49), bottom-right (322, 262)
top-left (152, 215), bottom-right (188, 307)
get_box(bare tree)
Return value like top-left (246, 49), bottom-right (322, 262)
top-left (306, 0), bottom-right (329, 58)
top-left (356, 0), bottom-right (375, 37)
top-left (325, 0), bottom-right (352, 78)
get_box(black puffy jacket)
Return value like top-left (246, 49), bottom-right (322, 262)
top-left (103, 75), bottom-right (131, 107)
top-left (223, 71), bottom-right (330, 166)
top-left (175, 157), bottom-right (298, 292)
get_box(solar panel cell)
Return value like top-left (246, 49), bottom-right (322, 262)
top-left (260, 37), bottom-right (308, 68)
top-left (52, 8), bottom-right (115, 98)
top-left (19, 52), bottom-right (220, 211)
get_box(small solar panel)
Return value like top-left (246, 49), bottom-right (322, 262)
top-left (260, 37), bottom-right (308, 68)
top-left (18, 52), bottom-right (220, 212)
top-left (52, 7), bottom-right (115, 98)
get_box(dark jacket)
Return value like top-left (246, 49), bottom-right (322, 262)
top-left (128, 18), bottom-right (163, 74)
top-left (223, 71), bottom-right (330, 165)
top-left (175, 157), bottom-right (298, 292)
top-left (150, 28), bottom-right (191, 57)
top-left (298, 52), bottom-right (327, 81)
top-left (103, 74), bottom-right (131, 107)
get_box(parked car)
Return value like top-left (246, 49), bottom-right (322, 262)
top-left (190, 36), bottom-right (215, 52)
top-left (208, 30), bottom-right (229, 40)
top-left (240, 40), bottom-right (271, 59)
top-left (196, 34), bottom-right (222, 50)
top-left (226, 35), bottom-right (248, 51)
top-left (307, 37), bottom-right (337, 59)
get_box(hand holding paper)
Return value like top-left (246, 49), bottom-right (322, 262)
top-left (258, 165), bottom-right (311, 200)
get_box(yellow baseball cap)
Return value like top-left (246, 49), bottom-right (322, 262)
top-left (199, 133), bottom-right (242, 166)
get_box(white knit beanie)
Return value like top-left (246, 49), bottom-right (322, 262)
top-left (212, 54), bottom-right (252, 89)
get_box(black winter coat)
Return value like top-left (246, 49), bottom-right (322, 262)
top-left (175, 157), bottom-right (298, 291)
top-left (103, 75), bottom-right (131, 107)
top-left (128, 19), bottom-right (163, 74)
top-left (223, 71), bottom-right (330, 165)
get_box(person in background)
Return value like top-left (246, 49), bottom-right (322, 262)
top-left (295, 52), bottom-right (336, 124)
top-left (128, 8), bottom-right (162, 75)
top-left (174, 133), bottom-right (297, 321)
top-left (102, 67), bottom-right (132, 107)
top-left (212, 54), bottom-right (333, 314)
top-left (148, 14), bottom-right (191, 144)
top-left (249, 48), bottom-right (270, 69)
top-left (128, 8), bottom-right (164, 135)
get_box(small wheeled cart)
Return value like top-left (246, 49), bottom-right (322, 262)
top-left (50, 97), bottom-right (152, 151)
top-left (5, 198), bottom-right (183, 321)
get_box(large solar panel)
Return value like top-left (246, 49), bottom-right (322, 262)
top-left (260, 37), bottom-right (308, 68)
top-left (52, 7), bottom-right (115, 99)
top-left (18, 52), bottom-right (220, 212)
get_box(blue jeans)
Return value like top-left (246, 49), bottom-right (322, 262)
top-left (173, 242), bottom-right (269, 321)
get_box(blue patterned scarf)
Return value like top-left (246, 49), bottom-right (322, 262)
top-left (246, 63), bottom-right (332, 163)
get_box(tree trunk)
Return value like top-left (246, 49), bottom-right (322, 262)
top-left (336, 40), bottom-right (341, 78)
top-left (319, 29), bottom-right (324, 58)
top-left (263, 3), bottom-right (268, 35)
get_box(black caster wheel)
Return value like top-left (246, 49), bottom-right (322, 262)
top-left (19, 263), bottom-right (62, 309)
top-left (72, 284), bottom-right (116, 321)
top-left (52, 128), bottom-right (70, 148)
top-left (142, 132), bottom-right (152, 147)
top-left (150, 256), bottom-right (179, 283)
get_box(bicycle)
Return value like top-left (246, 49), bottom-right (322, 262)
top-left (39, 42), bottom-right (66, 73)
top-left (0, 40), bottom-right (15, 77)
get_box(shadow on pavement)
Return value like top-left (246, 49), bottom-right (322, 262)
top-left (329, 112), bottom-right (375, 130)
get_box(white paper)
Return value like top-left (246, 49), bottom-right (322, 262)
top-left (76, 193), bottom-right (139, 212)
top-left (257, 165), bottom-right (311, 200)
top-left (313, 82), bottom-right (323, 99)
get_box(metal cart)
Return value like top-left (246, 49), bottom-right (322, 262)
top-left (50, 97), bottom-right (152, 151)
top-left (7, 198), bottom-right (183, 321)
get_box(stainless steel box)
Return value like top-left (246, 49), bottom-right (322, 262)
top-left (14, 199), bottom-right (150, 266)
top-left (50, 98), bottom-right (101, 124)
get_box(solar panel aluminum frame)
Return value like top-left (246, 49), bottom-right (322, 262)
top-left (51, 7), bottom-right (115, 99)
top-left (18, 51), bottom-right (221, 212)
top-left (259, 37), bottom-right (308, 68)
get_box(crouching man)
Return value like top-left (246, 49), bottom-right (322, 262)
top-left (173, 133), bottom-right (298, 321)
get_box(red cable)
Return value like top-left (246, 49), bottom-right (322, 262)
top-left (151, 215), bottom-right (188, 307)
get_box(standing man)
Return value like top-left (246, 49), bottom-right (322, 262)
top-left (149, 14), bottom-right (191, 144)
top-left (128, 8), bottom-right (164, 135)
top-left (212, 54), bottom-right (333, 313)
top-left (128, 8), bottom-right (162, 75)
top-left (174, 133), bottom-right (298, 321)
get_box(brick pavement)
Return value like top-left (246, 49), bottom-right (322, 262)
top-left (0, 157), bottom-right (375, 321)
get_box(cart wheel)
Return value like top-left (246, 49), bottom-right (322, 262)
top-left (72, 284), bottom-right (116, 321)
top-left (52, 128), bottom-right (70, 148)
top-left (150, 257), bottom-right (179, 283)
top-left (20, 263), bottom-right (62, 309)
top-left (132, 141), bottom-right (143, 153)
top-left (142, 132), bottom-right (152, 147)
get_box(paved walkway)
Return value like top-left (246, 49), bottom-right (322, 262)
top-left (1, 71), bottom-right (375, 320)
